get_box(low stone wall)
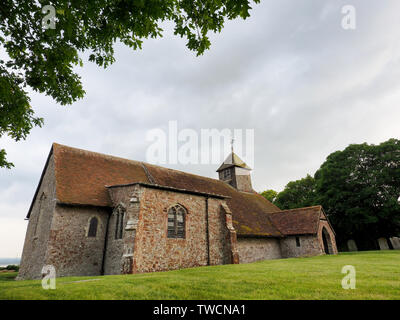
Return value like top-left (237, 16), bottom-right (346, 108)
top-left (237, 237), bottom-right (282, 263)
top-left (280, 235), bottom-right (322, 258)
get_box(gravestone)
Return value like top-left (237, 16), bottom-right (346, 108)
top-left (347, 239), bottom-right (358, 251)
top-left (389, 237), bottom-right (400, 250)
top-left (377, 237), bottom-right (389, 250)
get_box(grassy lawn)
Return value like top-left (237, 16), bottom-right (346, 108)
top-left (0, 251), bottom-right (399, 300)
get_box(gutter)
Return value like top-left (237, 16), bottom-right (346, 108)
top-left (236, 234), bottom-right (285, 239)
top-left (106, 182), bottom-right (229, 200)
top-left (205, 197), bottom-right (210, 266)
top-left (100, 208), bottom-right (112, 275)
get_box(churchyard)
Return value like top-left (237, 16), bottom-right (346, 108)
top-left (0, 251), bottom-right (398, 300)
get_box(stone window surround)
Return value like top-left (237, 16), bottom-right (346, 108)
top-left (113, 204), bottom-right (126, 240)
top-left (296, 236), bottom-right (301, 247)
top-left (85, 214), bottom-right (102, 240)
top-left (165, 203), bottom-right (189, 240)
top-left (87, 216), bottom-right (99, 238)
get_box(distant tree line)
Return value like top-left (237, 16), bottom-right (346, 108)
top-left (0, 265), bottom-right (19, 272)
top-left (261, 139), bottom-right (400, 251)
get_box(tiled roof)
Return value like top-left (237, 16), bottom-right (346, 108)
top-left (53, 143), bottom-right (149, 206)
top-left (29, 143), bottom-right (325, 237)
top-left (269, 206), bottom-right (323, 235)
top-left (46, 143), bottom-right (282, 237)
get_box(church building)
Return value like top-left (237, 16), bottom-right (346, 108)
top-left (17, 143), bottom-right (337, 280)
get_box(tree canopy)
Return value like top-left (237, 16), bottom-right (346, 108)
top-left (261, 139), bottom-right (400, 249)
top-left (314, 139), bottom-right (400, 248)
top-left (0, 0), bottom-right (260, 168)
top-left (273, 174), bottom-right (317, 210)
top-left (260, 189), bottom-right (277, 203)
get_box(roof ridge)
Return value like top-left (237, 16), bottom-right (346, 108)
top-left (53, 142), bottom-right (231, 187)
top-left (53, 143), bottom-right (144, 166)
top-left (37, 143), bottom-right (285, 237)
top-left (270, 205), bottom-right (322, 214)
top-left (142, 162), bottom-right (232, 186)
top-left (106, 182), bottom-right (229, 199)
top-left (141, 163), bottom-right (157, 184)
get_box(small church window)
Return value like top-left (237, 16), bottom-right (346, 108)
top-left (296, 236), bottom-right (301, 247)
top-left (88, 217), bottom-right (98, 238)
top-left (167, 204), bottom-right (186, 239)
top-left (119, 211), bottom-right (125, 238)
top-left (115, 209), bottom-right (125, 240)
top-left (115, 212), bottom-right (120, 239)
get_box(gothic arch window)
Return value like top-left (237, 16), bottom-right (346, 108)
top-left (114, 206), bottom-right (125, 240)
top-left (167, 204), bottom-right (186, 239)
top-left (87, 217), bottom-right (98, 238)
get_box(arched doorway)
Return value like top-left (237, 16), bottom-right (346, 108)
top-left (322, 227), bottom-right (333, 254)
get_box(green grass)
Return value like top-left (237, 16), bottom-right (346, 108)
top-left (1, 251), bottom-right (399, 300)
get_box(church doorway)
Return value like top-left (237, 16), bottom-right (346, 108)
top-left (322, 227), bottom-right (333, 254)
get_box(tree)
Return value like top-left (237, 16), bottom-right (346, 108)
top-left (314, 139), bottom-right (400, 249)
top-left (260, 189), bottom-right (278, 203)
top-left (274, 174), bottom-right (317, 210)
top-left (0, 0), bottom-right (260, 168)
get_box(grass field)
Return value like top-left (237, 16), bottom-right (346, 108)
top-left (0, 251), bottom-right (399, 300)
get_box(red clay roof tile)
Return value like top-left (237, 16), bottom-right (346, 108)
top-left (50, 143), bottom-right (283, 236)
top-left (32, 143), bottom-right (322, 237)
top-left (269, 206), bottom-right (322, 235)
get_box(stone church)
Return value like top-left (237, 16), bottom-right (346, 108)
top-left (17, 143), bottom-right (337, 280)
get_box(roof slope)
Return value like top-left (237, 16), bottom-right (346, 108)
top-left (48, 143), bottom-right (282, 237)
top-left (216, 152), bottom-right (251, 172)
top-left (53, 143), bottom-right (149, 206)
top-left (269, 206), bottom-right (323, 235)
top-left (144, 163), bottom-right (281, 236)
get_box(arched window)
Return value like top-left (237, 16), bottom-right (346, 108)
top-left (167, 204), bottom-right (186, 239)
top-left (115, 207), bottom-right (125, 240)
top-left (88, 217), bottom-right (98, 238)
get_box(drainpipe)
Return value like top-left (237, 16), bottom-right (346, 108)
top-left (101, 209), bottom-right (112, 275)
top-left (205, 197), bottom-right (210, 266)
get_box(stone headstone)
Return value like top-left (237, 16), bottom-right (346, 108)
top-left (347, 239), bottom-right (358, 251)
top-left (389, 237), bottom-right (400, 250)
top-left (377, 237), bottom-right (389, 250)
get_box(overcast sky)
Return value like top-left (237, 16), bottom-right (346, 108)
top-left (1, 0), bottom-right (400, 258)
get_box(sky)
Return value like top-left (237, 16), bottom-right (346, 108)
top-left (1, 0), bottom-right (400, 258)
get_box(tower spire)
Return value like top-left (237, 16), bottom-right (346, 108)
top-left (231, 136), bottom-right (234, 162)
top-left (216, 145), bottom-right (253, 192)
